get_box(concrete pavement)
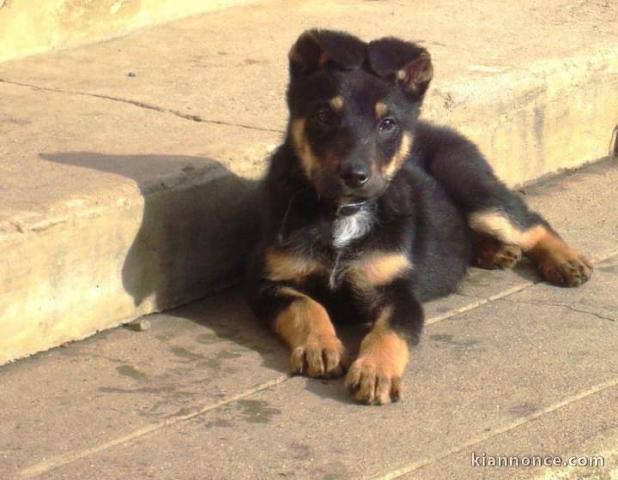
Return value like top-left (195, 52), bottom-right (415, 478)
top-left (2, 0), bottom-right (618, 362)
top-left (1, 160), bottom-right (617, 480)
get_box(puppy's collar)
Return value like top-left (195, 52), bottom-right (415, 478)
top-left (276, 193), bottom-right (371, 245)
top-left (335, 200), bottom-right (368, 217)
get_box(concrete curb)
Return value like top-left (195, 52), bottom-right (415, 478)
top-left (1, 35), bottom-right (617, 365)
top-left (424, 48), bottom-right (618, 186)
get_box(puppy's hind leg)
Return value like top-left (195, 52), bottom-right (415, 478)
top-left (469, 209), bottom-right (592, 287)
top-left (417, 124), bottom-right (592, 286)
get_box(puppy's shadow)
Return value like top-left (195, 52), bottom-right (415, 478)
top-left (160, 289), bottom-right (291, 375)
top-left (170, 291), bottom-right (374, 404)
top-left (510, 260), bottom-right (543, 283)
top-left (40, 151), bottom-right (260, 310)
top-left (169, 289), bottom-right (373, 404)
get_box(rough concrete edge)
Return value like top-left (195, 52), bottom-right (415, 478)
top-left (1, 45), bottom-right (617, 365)
top-left (430, 47), bottom-right (618, 112)
top-left (0, 172), bottom-right (261, 365)
top-left (425, 46), bottom-right (618, 187)
top-left (0, 161), bottom-right (235, 239)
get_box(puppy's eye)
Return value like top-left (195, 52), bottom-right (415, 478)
top-left (378, 117), bottom-right (399, 134)
top-left (314, 107), bottom-right (335, 125)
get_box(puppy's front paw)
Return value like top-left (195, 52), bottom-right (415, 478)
top-left (290, 335), bottom-right (348, 378)
top-left (345, 354), bottom-right (403, 405)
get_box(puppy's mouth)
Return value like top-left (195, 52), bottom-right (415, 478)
top-left (312, 170), bottom-right (389, 206)
top-left (335, 199), bottom-right (369, 217)
top-left (338, 182), bottom-right (389, 204)
top-left (339, 191), bottom-right (368, 203)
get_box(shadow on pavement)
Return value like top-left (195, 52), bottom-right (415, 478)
top-left (41, 151), bottom-right (260, 309)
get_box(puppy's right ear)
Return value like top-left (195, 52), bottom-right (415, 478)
top-left (288, 29), bottom-right (366, 78)
top-left (368, 38), bottom-right (433, 99)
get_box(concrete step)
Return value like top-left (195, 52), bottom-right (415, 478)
top-left (1, 161), bottom-right (617, 479)
top-left (1, 0), bottom-right (618, 363)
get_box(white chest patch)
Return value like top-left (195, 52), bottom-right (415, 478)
top-left (332, 208), bottom-right (374, 249)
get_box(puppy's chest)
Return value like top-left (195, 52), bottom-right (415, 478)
top-left (272, 206), bottom-right (383, 290)
top-left (332, 209), bottom-right (374, 249)
top-left (266, 238), bottom-right (411, 298)
top-left (285, 208), bottom-right (375, 251)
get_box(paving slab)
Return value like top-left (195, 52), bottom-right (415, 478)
top-left (407, 387), bottom-right (618, 480)
top-left (0, 82), bottom-right (273, 220)
top-left (0, 290), bottom-right (287, 478)
top-left (0, 0), bottom-right (256, 64)
top-left (13, 257), bottom-right (616, 480)
top-left (400, 258), bottom-right (618, 480)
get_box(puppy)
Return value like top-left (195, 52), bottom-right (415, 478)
top-left (247, 30), bottom-right (592, 405)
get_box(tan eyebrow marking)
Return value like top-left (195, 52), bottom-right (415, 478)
top-left (330, 96), bottom-right (344, 111)
top-left (375, 101), bottom-right (388, 119)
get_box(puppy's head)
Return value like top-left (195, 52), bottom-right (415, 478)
top-left (286, 29), bottom-right (432, 204)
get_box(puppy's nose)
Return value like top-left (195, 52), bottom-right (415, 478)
top-left (340, 164), bottom-right (369, 189)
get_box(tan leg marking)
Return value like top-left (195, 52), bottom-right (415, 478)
top-left (275, 287), bottom-right (347, 378)
top-left (469, 210), bottom-right (523, 245)
top-left (345, 307), bottom-right (409, 405)
top-left (525, 227), bottom-right (593, 287)
top-left (347, 251), bottom-right (411, 291)
top-left (383, 132), bottom-right (412, 178)
top-left (291, 118), bottom-right (319, 180)
top-left (264, 248), bottom-right (325, 282)
top-left (469, 210), bottom-right (592, 286)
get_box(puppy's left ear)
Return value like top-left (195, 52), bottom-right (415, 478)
top-left (368, 38), bottom-right (433, 98)
top-left (288, 29), bottom-right (366, 78)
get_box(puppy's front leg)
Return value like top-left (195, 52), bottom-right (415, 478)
top-left (251, 281), bottom-right (348, 378)
top-left (249, 247), bottom-right (349, 377)
top-left (275, 287), bottom-right (348, 378)
top-left (345, 279), bottom-right (423, 405)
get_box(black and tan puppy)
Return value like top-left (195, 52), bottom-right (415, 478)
top-left (247, 30), bottom-right (592, 405)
